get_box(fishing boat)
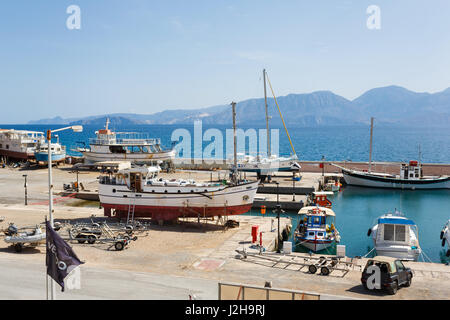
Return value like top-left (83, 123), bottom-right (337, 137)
top-left (306, 191), bottom-right (333, 208)
top-left (99, 103), bottom-right (259, 223)
top-left (335, 118), bottom-right (450, 189)
top-left (440, 220), bottom-right (450, 257)
top-left (34, 136), bottom-right (66, 165)
top-left (324, 179), bottom-right (341, 192)
top-left (368, 212), bottom-right (421, 261)
top-left (234, 69), bottom-right (300, 180)
top-left (294, 206), bottom-right (341, 252)
top-left (337, 161), bottom-right (450, 190)
top-left (77, 118), bottom-right (175, 164)
top-left (0, 129), bottom-right (45, 161)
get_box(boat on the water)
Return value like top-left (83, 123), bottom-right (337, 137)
top-left (336, 161), bottom-right (450, 190)
top-left (0, 129), bottom-right (45, 161)
top-left (324, 179), bottom-right (341, 192)
top-left (234, 69), bottom-right (300, 180)
top-left (77, 118), bottom-right (175, 164)
top-left (440, 220), bottom-right (450, 257)
top-left (294, 206), bottom-right (341, 252)
top-left (98, 164), bottom-right (259, 222)
top-left (34, 137), bottom-right (66, 165)
top-left (368, 212), bottom-right (421, 261)
top-left (306, 191), bottom-right (333, 208)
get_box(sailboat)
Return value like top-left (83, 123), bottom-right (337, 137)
top-left (235, 69), bottom-right (300, 180)
top-left (334, 118), bottom-right (450, 189)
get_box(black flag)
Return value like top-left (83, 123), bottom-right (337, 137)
top-left (46, 220), bottom-right (84, 292)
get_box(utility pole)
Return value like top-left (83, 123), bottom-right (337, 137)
top-left (276, 181), bottom-right (281, 253)
top-left (369, 117), bottom-right (374, 173)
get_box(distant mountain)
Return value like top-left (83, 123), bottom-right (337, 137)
top-left (28, 86), bottom-right (450, 127)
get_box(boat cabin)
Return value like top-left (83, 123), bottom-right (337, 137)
top-left (309, 191), bottom-right (333, 208)
top-left (375, 216), bottom-right (419, 247)
top-left (400, 161), bottom-right (423, 180)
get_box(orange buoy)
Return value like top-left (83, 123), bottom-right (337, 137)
top-left (261, 205), bottom-right (266, 215)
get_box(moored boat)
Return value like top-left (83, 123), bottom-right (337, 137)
top-left (337, 161), bottom-right (450, 190)
top-left (440, 220), bottom-right (450, 257)
top-left (368, 212), bottom-right (421, 261)
top-left (294, 206), bottom-right (341, 252)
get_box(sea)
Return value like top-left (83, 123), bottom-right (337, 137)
top-left (2, 123), bottom-right (450, 263)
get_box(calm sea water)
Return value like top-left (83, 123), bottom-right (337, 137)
top-left (2, 123), bottom-right (449, 263)
top-left (2, 124), bottom-right (450, 163)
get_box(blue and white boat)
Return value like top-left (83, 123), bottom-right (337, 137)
top-left (294, 206), bottom-right (341, 252)
top-left (34, 140), bottom-right (66, 165)
top-left (368, 212), bottom-right (421, 261)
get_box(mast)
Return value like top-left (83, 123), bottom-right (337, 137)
top-left (368, 117), bottom-right (374, 173)
top-left (231, 102), bottom-right (238, 185)
top-left (263, 69), bottom-right (270, 157)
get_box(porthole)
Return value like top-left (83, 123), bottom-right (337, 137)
top-left (112, 189), bottom-right (116, 193)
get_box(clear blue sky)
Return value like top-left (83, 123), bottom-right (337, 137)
top-left (0, 0), bottom-right (449, 123)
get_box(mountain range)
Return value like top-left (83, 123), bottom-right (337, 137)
top-left (28, 86), bottom-right (450, 127)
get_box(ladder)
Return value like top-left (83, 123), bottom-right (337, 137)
top-left (127, 193), bottom-right (137, 224)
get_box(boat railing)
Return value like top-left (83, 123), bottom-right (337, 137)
top-left (89, 138), bottom-right (161, 145)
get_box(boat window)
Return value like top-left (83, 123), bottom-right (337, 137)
top-left (384, 224), bottom-right (395, 241)
top-left (395, 225), bottom-right (406, 242)
top-left (317, 232), bottom-right (324, 237)
top-left (308, 232), bottom-right (315, 236)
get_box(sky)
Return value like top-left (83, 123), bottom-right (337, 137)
top-left (0, 0), bottom-right (449, 123)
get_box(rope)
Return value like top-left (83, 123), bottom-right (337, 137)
top-left (264, 72), bottom-right (297, 157)
top-left (420, 250), bottom-right (433, 263)
top-left (362, 247), bottom-right (375, 258)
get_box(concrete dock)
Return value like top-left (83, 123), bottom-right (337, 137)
top-left (0, 164), bottom-right (449, 300)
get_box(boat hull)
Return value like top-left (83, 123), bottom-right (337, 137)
top-left (295, 237), bottom-right (334, 252)
top-left (99, 181), bottom-right (259, 221)
top-left (35, 152), bottom-right (66, 163)
top-left (343, 169), bottom-right (450, 189)
top-left (375, 246), bottom-right (421, 261)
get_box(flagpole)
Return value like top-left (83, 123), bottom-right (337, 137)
top-left (47, 130), bottom-right (56, 300)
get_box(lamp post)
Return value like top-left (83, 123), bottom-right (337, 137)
top-left (46, 125), bottom-right (83, 300)
top-left (275, 181), bottom-right (281, 253)
top-left (23, 174), bottom-right (28, 205)
top-left (292, 173), bottom-right (296, 202)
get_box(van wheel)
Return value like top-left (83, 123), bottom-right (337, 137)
top-left (387, 281), bottom-right (398, 295)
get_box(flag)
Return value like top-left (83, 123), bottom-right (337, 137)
top-left (46, 219), bottom-right (84, 292)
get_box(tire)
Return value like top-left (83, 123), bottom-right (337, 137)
top-left (387, 281), bottom-right (398, 295)
top-left (115, 241), bottom-right (124, 251)
top-left (404, 275), bottom-right (412, 287)
top-left (367, 229), bottom-right (372, 237)
top-left (440, 231), bottom-right (444, 239)
top-left (443, 238), bottom-right (446, 247)
top-left (362, 282), bottom-right (369, 290)
top-left (320, 267), bottom-right (330, 276)
top-left (77, 234), bottom-right (86, 244)
top-left (308, 265), bottom-right (317, 274)
top-left (14, 243), bottom-right (23, 253)
top-left (87, 235), bottom-right (96, 244)
top-left (446, 249), bottom-right (450, 257)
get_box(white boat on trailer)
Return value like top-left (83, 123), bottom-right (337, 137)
top-left (368, 212), bottom-right (421, 261)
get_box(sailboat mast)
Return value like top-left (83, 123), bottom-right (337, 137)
top-left (369, 117), bottom-right (374, 173)
top-left (231, 101), bottom-right (238, 184)
top-left (263, 69), bottom-right (271, 157)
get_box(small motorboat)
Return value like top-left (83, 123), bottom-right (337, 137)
top-left (4, 224), bottom-right (46, 252)
top-left (368, 212), bottom-right (421, 261)
top-left (440, 220), bottom-right (450, 257)
top-left (306, 191), bottom-right (333, 208)
top-left (324, 179), bottom-right (341, 192)
top-left (294, 206), bottom-right (341, 252)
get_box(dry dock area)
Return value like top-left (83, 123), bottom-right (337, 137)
top-left (0, 165), bottom-right (449, 300)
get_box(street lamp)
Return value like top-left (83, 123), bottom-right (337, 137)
top-left (275, 181), bottom-right (281, 253)
top-left (22, 174), bottom-right (28, 205)
top-left (46, 125), bottom-right (83, 300)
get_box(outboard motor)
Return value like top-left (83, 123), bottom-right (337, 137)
top-left (6, 224), bottom-right (18, 236)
